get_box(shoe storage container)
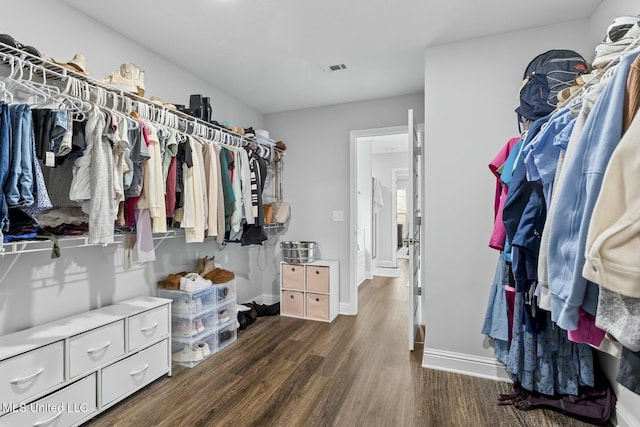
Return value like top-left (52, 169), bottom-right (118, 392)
top-left (158, 287), bottom-right (216, 318)
top-left (216, 318), bottom-right (237, 353)
top-left (159, 283), bottom-right (238, 368)
top-left (214, 279), bottom-right (236, 306)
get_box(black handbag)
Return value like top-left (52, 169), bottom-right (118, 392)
top-left (240, 223), bottom-right (267, 246)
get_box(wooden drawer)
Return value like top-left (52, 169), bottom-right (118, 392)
top-left (129, 305), bottom-right (169, 352)
top-left (305, 265), bottom-right (330, 293)
top-left (281, 264), bottom-right (304, 290)
top-left (0, 341), bottom-right (64, 411)
top-left (69, 321), bottom-right (125, 379)
top-left (101, 340), bottom-right (169, 407)
top-left (306, 293), bottom-right (330, 321)
top-left (281, 290), bottom-right (304, 317)
top-left (0, 373), bottom-right (97, 427)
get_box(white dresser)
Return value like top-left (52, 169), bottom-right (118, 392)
top-left (0, 296), bottom-right (171, 427)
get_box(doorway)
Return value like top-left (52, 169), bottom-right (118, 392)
top-left (348, 126), bottom-right (408, 315)
top-left (395, 171), bottom-right (409, 261)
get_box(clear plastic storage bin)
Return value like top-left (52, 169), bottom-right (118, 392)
top-left (157, 287), bottom-right (216, 318)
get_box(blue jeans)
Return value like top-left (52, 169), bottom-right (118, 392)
top-left (5, 104), bottom-right (34, 207)
top-left (0, 102), bottom-right (10, 231)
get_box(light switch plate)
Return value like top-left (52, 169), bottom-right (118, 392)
top-left (332, 210), bottom-right (344, 222)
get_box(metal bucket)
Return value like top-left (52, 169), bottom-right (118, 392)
top-left (280, 241), bottom-right (317, 263)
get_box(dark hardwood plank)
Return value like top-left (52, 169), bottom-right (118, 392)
top-left (84, 261), bottom-right (601, 427)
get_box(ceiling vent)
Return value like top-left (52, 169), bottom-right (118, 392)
top-left (323, 64), bottom-right (347, 72)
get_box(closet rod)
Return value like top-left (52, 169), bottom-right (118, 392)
top-left (0, 41), bottom-right (279, 150)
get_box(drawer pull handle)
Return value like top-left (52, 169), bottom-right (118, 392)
top-left (290, 295), bottom-right (294, 299)
top-left (140, 322), bottom-right (159, 332)
top-left (10, 367), bottom-right (45, 385)
top-left (87, 341), bottom-right (111, 354)
top-left (33, 410), bottom-right (63, 426)
top-left (316, 270), bottom-right (320, 274)
top-left (315, 298), bottom-right (320, 302)
top-left (291, 267), bottom-right (295, 272)
top-left (130, 363), bottom-right (149, 376)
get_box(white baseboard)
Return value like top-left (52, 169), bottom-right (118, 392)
top-left (616, 405), bottom-right (640, 427)
top-left (422, 348), bottom-right (512, 383)
top-left (245, 293), bottom-right (279, 305)
top-left (340, 302), bottom-right (356, 315)
top-left (374, 259), bottom-right (395, 268)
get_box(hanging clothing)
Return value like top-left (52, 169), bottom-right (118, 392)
top-left (485, 111), bottom-right (596, 397)
top-left (6, 104), bottom-right (35, 207)
top-left (181, 136), bottom-right (206, 243)
top-left (237, 148), bottom-right (254, 225)
top-left (136, 122), bottom-right (167, 233)
top-left (488, 137), bottom-right (520, 251)
top-left (219, 146), bottom-right (236, 232)
top-left (546, 50), bottom-right (640, 332)
top-left (201, 140), bottom-right (220, 238)
top-left (0, 102), bottom-right (11, 239)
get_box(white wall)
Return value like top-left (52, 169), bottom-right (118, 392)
top-left (1, 0), bottom-right (263, 128)
top-left (423, 19), bottom-right (593, 371)
top-left (372, 152), bottom-right (408, 265)
top-left (264, 93), bottom-right (425, 308)
top-left (0, 0), bottom-right (274, 336)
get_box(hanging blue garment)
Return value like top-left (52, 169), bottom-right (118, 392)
top-left (500, 126), bottom-right (595, 396)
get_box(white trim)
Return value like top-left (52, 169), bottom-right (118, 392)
top-left (616, 405), bottom-right (640, 427)
top-left (374, 259), bottom-right (395, 268)
top-left (340, 302), bottom-right (356, 315)
top-left (350, 126), bottom-right (411, 316)
top-left (422, 348), bottom-right (512, 383)
top-left (247, 293), bottom-right (279, 305)
top-left (391, 167), bottom-right (408, 269)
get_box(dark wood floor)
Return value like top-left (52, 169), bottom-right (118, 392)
top-left (85, 262), bottom-right (598, 427)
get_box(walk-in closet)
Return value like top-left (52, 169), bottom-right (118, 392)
top-left (2, 0), bottom-right (640, 426)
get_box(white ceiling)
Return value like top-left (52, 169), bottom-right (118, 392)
top-left (368, 133), bottom-right (408, 154)
top-left (63, 0), bottom-right (602, 114)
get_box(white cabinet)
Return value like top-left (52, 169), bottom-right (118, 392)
top-left (280, 260), bottom-right (339, 322)
top-left (0, 296), bottom-right (171, 426)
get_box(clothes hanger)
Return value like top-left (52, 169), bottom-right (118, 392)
top-left (3, 57), bottom-right (50, 103)
top-left (0, 80), bottom-right (14, 104)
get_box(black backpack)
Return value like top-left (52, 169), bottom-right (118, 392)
top-left (516, 49), bottom-right (590, 125)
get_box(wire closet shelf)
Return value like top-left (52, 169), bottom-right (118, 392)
top-left (0, 40), bottom-right (280, 151)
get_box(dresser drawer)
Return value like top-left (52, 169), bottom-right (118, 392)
top-left (281, 264), bottom-right (304, 290)
top-left (306, 293), bottom-right (330, 321)
top-left (129, 305), bottom-right (169, 352)
top-left (282, 290), bottom-right (304, 317)
top-left (305, 265), bottom-right (330, 293)
top-left (0, 373), bottom-right (97, 427)
top-left (0, 341), bottom-right (64, 411)
top-left (101, 340), bottom-right (169, 407)
top-left (69, 321), bottom-right (125, 379)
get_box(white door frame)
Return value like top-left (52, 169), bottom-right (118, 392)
top-left (348, 125), bottom-right (408, 315)
top-left (391, 168), bottom-right (409, 268)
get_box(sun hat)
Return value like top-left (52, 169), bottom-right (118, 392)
top-left (104, 62), bottom-right (145, 96)
top-left (65, 53), bottom-right (88, 74)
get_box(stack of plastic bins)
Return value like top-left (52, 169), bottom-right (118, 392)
top-left (157, 287), bottom-right (217, 368)
top-left (214, 279), bottom-right (237, 352)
